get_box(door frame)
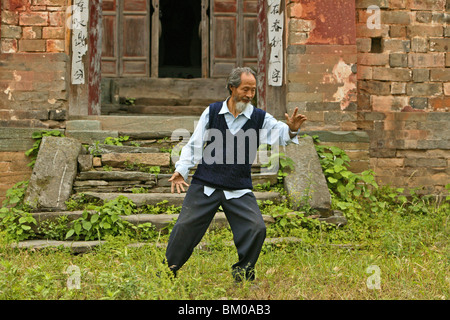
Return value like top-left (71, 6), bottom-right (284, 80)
top-left (150, 0), bottom-right (210, 78)
top-left (87, 0), bottom-right (269, 113)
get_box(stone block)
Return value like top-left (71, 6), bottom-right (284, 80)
top-left (101, 153), bottom-right (171, 168)
top-left (64, 130), bottom-right (118, 144)
top-left (25, 136), bottom-right (82, 211)
top-left (66, 120), bottom-right (102, 131)
top-left (284, 135), bottom-right (331, 216)
top-left (48, 109), bottom-right (67, 121)
top-left (78, 154), bottom-right (93, 172)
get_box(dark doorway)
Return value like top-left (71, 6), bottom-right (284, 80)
top-left (159, 0), bottom-right (202, 78)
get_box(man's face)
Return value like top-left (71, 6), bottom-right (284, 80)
top-left (231, 73), bottom-right (257, 105)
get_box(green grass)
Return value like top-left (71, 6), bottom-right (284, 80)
top-left (0, 196), bottom-right (448, 300)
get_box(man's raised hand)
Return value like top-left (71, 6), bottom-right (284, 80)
top-left (168, 171), bottom-right (189, 194)
top-left (285, 107), bottom-right (307, 133)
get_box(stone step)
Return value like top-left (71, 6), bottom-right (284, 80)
top-left (31, 210), bottom-right (276, 234)
top-left (107, 77), bottom-right (227, 107)
top-left (73, 172), bottom-right (279, 193)
top-left (100, 153), bottom-right (171, 168)
top-left (68, 115), bottom-right (199, 134)
top-left (81, 191), bottom-right (283, 207)
top-left (87, 144), bottom-right (160, 155)
top-left (11, 237), bottom-right (305, 254)
top-left (77, 171), bottom-right (157, 182)
top-left (103, 104), bottom-right (206, 116)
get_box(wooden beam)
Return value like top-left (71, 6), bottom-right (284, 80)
top-left (257, 0), bottom-right (267, 110)
top-left (201, 0), bottom-right (209, 78)
top-left (151, 0), bottom-right (160, 78)
top-left (88, 0), bottom-right (102, 115)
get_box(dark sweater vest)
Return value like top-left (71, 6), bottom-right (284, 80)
top-left (191, 101), bottom-right (266, 190)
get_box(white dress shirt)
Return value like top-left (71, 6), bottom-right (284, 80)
top-left (175, 99), bottom-right (300, 199)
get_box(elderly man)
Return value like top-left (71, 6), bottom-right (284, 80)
top-left (165, 67), bottom-right (307, 282)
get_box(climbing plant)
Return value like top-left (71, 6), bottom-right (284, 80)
top-left (25, 130), bottom-right (65, 168)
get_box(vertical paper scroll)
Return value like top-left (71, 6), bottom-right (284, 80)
top-left (71, 0), bottom-right (89, 85)
top-left (267, 0), bottom-right (283, 87)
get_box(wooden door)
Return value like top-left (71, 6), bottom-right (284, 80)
top-left (101, 0), bottom-right (119, 76)
top-left (209, 0), bottom-right (258, 77)
top-left (101, 0), bottom-right (150, 77)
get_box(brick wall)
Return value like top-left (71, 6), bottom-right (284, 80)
top-left (286, 0), bottom-right (358, 132)
top-left (0, 151), bottom-right (31, 204)
top-left (287, 0), bottom-right (449, 195)
top-left (1, 0), bottom-right (67, 54)
top-left (0, 0), bottom-right (69, 127)
top-left (355, 0), bottom-right (450, 195)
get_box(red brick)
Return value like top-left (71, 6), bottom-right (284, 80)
top-left (1, 10), bottom-right (19, 25)
top-left (18, 39), bottom-right (46, 52)
top-left (33, 0), bottom-right (68, 5)
top-left (22, 26), bottom-right (42, 39)
top-left (2, 0), bottom-right (28, 11)
top-left (19, 12), bottom-right (48, 26)
top-left (1, 25), bottom-right (22, 39)
top-left (407, 25), bottom-right (443, 38)
top-left (381, 11), bottom-right (411, 24)
top-left (429, 97), bottom-right (450, 110)
top-left (406, 0), bottom-right (446, 11)
top-left (46, 39), bottom-right (65, 52)
top-left (357, 65), bottom-right (372, 80)
top-left (371, 95), bottom-right (409, 112)
top-left (444, 83), bottom-right (450, 96)
top-left (358, 53), bottom-right (389, 66)
top-left (408, 53), bottom-right (445, 68)
top-left (373, 67), bottom-right (412, 81)
top-left (430, 69), bottom-right (450, 81)
top-left (1, 39), bottom-right (18, 53)
top-left (30, 5), bottom-right (46, 11)
top-left (42, 27), bottom-right (65, 39)
top-left (49, 12), bottom-right (65, 27)
top-left (356, 24), bottom-right (389, 38)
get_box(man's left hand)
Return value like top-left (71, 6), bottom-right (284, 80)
top-left (285, 107), bottom-right (307, 134)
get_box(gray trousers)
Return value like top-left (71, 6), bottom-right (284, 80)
top-left (165, 183), bottom-right (266, 281)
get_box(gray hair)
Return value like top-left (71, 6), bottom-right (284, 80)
top-left (226, 67), bottom-right (257, 95)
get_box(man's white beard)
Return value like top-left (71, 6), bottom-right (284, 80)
top-left (235, 101), bottom-right (250, 113)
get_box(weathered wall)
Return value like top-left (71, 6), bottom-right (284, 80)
top-left (355, 0), bottom-right (450, 194)
top-left (0, 0), bottom-right (69, 127)
top-left (286, 0), bottom-right (449, 195)
top-left (286, 0), bottom-right (358, 131)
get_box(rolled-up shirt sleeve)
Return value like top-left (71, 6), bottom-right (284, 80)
top-left (261, 112), bottom-right (300, 147)
top-left (174, 107), bottom-right (209, 181)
